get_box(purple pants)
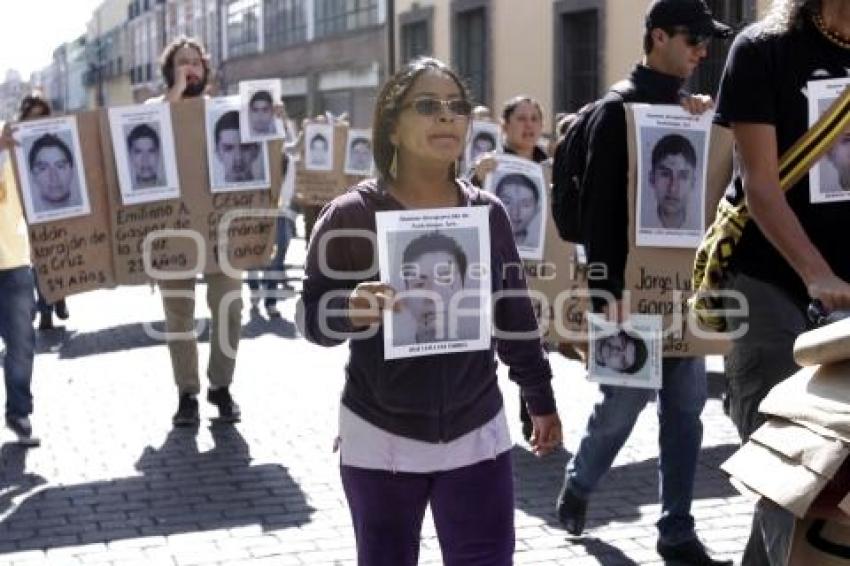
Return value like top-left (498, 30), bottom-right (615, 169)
top-left (340, 451), bottom-right (515, 566)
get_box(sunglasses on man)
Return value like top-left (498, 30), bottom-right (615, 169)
top-left (403, 98), bottom-right (473, 118)
top-left (669, 26), bottom-right (712, 48)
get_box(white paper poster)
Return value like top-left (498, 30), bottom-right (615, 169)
top-left (634, 104), bottom-right (712, 249)
top-left (108, 102), bottom-right (181, 205)
top-left (14, 116), bottom-right (91, 224)
top-left (587, 313), bottom-right (662, 389)
top-left (205, 95), bottom-right (270, 192)
top-left (808, 78), bottom-right (850, 203)
top-left (484, 154), bottom-right (547, 260)
top-left (239, 79), bottom-right (286, 143)
top-left (376, 206), bottom-right (492, 360)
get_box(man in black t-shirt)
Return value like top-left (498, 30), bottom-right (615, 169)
top-left (714, 1), bottom-right (850, 564)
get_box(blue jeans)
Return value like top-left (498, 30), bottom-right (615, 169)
top-left (0, 267), bottom-right (36, 419)
top-left (247, 216), bottom-right (295, 306)
top-left (566, 357), bottom-right (707, 545)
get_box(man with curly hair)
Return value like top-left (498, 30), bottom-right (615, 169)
top-left (715, 0), bottom-right (850, 563)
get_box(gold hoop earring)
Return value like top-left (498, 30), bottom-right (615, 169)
top-left (389, 147), bottom-right (398, 179)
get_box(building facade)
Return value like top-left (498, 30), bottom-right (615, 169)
top-left (394, 0), bottom-right (768, 130)
top-left (219, 0), bottom-right (388, 128)
top-left (0, 71), bottom-right (30, 122)
top-left (86, 0), bottom-right (134, 108)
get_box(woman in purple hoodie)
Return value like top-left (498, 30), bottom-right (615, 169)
top-left (300, 57), bottom-right (562, 566)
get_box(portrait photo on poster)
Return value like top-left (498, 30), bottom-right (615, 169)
top-left (634, 104), bottom-right (711, 249)
top-left (808, 78), bottom-right (850, 203)
top-left (108, 102), bottom-right (181, 205)
top-left (206, 95), bottom-right (270, 192)
top-left (239, 79), bottom-right (285, 143)
top-left (376, 206), bottom-right (492, 360)
top-left (587, 313), bottom-right (662, 389)
top-left (465, 120), bottom-right (502, 172)
top-left (483, 154), bottom-right (546, 260)
top-left (304, 122), bottom-right (334, 172)
top-left (14, 116), bottom-right (91, 224)
top-left (343, 129), bottom-right (374, 176)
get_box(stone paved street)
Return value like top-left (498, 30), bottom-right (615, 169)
top-left (0, 237), bottom-right (753, 566)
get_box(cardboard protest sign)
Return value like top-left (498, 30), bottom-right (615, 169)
top-left (104, 98), bottom-right (282, 285)
top-left (520, 163), bottom-right (588, 344)
top-left (12, 110), bottom-right (116, 303)
top-left (624, 106), bottom-right (734, 356)
top-left (294, 121), bottom-right (369, 207)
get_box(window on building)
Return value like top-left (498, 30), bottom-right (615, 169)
top-left (401, 19), bottom-right (430, 64)
top-left (453, 6), bottom-right (488, 105)
top-left (314, 0), bottom-right (379, 39)
top-left (282, 94), bottom-right (307, 126)
top-left (265, 0), bottom-right (307, 49)
top-left (689, 0), bottom-right (756, 96)
top-left (227, 0), bottom-right (261, 58)
top-left (557, 8), bottom-right (599, 112)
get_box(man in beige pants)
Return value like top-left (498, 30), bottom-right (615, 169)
top-left (153, 37), bottom-right (242, 426)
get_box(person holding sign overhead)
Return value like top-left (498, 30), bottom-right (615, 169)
top-left (555, 2), bottom-right (731, 565)
top-left (300, 57), bottom-right (562, 565)
top-left (150, 37), bottom-right (243, 428)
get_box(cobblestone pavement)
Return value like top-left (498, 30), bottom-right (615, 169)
top-left (0, 240), bottom-right (753, 565)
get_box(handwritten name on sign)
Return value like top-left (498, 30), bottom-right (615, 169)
top-left (30, 223), bottom-right (111, 301)
top-left (205, 190), bottom-right (279, 272)
top-left (112, 200), bottom-right (197, 283)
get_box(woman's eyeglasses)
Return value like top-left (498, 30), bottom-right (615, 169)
top-left (403, 98), bottom-right (473, 118)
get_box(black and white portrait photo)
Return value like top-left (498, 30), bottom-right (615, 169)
top-left (464, 120), bottom-right (502, 173)
top-left (808, 78), bottom-right (850, 203)
top-left (304, 122), bottom-right (334, 172)
top-left (239, 79), bottom-right (284, 143)
top-left (344, 129), bottom-right (374, 176)
top-left (634, 105), bottom-right (711, 248)
top-left (484, 154), bottom-right (546, 260)
top-left (14, 116), bottom-right (90, 224)
top-left (108, 102), bottom-right (181, 205)
top-left (587, 314), bottom-right (661, 389)
top-left (206, 96), bottom-right (270, 192)
top-left (376, 207), bottom-right (492, 360)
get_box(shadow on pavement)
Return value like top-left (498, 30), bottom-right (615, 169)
top-left (36, 312), bottom-right (298, 359)
top-left (0, 444), bottom-right (47, 522)
top-left (570, 537), bottom-right (639, 566)
top-left (512, 442), bottom-right (740, 530)
top-left (0, 425), bottom-right (314, 552)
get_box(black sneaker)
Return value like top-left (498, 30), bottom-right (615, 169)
top-left (656, 538), bottom-right (733, 566)
top-left (556, 483), bottom-right (587, 536)
top-left (37, 312), bottom-right (54, 331)
top-left (172, 394), bottom-right (200, 427)
top-left (6, 416), bottom-right (40, 447)
top-left (207, 387), bottom-right (241, 423)
top-left (55, 300), bottom-right (69, 320)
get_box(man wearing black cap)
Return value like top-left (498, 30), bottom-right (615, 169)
top-left (555, 1), bottom-right (733, 565)
top-left (714, 1), bottom-right (850, 564)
